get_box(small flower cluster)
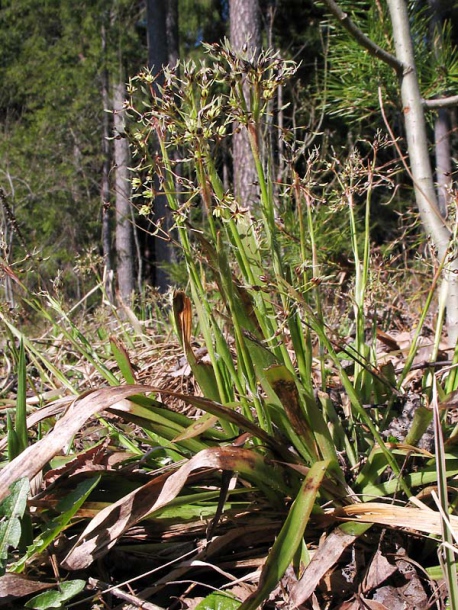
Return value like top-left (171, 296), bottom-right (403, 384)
top-left (126, 42), bottom-right (297, 220)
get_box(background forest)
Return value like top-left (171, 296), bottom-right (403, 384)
top-left (5, 0), bottom-right (455, 309)
top-left (4, 1), bottom-right (458, 610)
top-left (1, 0), bottom-right (319, 307)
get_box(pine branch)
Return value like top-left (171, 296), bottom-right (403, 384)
top-left (423, 95), bottom-right (458, 109)
top-left (319, 0), bottom-right (404, 73)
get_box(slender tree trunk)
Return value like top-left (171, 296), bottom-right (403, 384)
top-left (434, 108), bottom-right (452, 217)
top-left (146, 0), bottom-right (174, 293)
top-left (386, 0), bottom-right (458, 344)
top-left (320, 0), bottom-right (458, 343)
top-left (146, 0), bottom-right (167, 88)
top-left (101, 23), bottom-right (114, 304)
top-left (429, 0), bottom-right (452, 217)
top-left (166, 0), bottom-right (179, 69)
top-left (229, 0), bottom-right (262, 207)
top-left (113, 77), bottom-right (134, 305)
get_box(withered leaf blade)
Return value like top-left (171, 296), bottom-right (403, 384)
top-left (375, 328), bottom-right (401, 352)
top-left (173, 290), bottom-right (193, 357)
top-left (0, 573), bottom-right (54, 605)
top-left (172, 291), bottom-right (220, 401)
top-left (0, 385), bottom-right (164, 502)
top-left (264, 365), bottom-right (319, 460)
top-left (363, 549), bottom-right (397, 592)
top-left (440, 389), bottom-right (458, 410)
top-left (290, 525), bottom-right (366, 606)
top-left (61, 446), bottom-right (288, 571)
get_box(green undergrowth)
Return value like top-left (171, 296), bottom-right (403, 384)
top-left (1, 42), bottom-right (458, 609)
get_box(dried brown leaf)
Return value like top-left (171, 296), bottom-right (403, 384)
top-left (61, 446), bottom-right (276, 570)
top-left (0, 573), bottom-right (54, 605)
top-left (0, 385), bottom-right (158, 502)
top-left (357, 597), bottom-right (390, 610)
top-left (371, 585), bottom-right (415, 610)
top-left (173, 291), bottom-right (193, 356)
top-left (363, 549), bottom-right (397, 592)
top-left (173, 413), bottom-right (219, 441)
top-left (290, 526), bottom-right (358, 606)
top-left (42, 438), bottom-right (111, 486)
top-left (0, 398), bottom-right (71, 453)
top-left (331, 502), bottom-right (458, 536)
top-left (375, 329), bottom-right (401, 352)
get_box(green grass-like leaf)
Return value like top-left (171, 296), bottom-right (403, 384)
top-left (15, 339), bottom-right (28, 454)
top-left (239, 460), bottom-right (330, 610)
top-left (0, 477), bottom-right (29, 574)
top-left (194, 591), bottom-right (241, 610)
top-left (11, 475), bottom-right (101, 573)
top-left (24, 579), bottom-right (86, 609)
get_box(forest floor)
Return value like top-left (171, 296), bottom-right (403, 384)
top-left (0, 276), bottom-right (456, 610)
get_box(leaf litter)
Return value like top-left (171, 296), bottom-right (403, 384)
top-left (0, 314), bottom-right (454, 609)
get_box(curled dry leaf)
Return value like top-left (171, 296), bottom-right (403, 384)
top-left (0, 385), bottom-right (250, 502)
top-left (363, 549), bottom-right (397, 592)
top-left (0, 398), bottom-right (71, 453)
top-left (0, 385), bottom-right (157, 503)
top-left (42, 438), bottom-right (111, 486)
top-left (61, 446), bottom-right (282, 570)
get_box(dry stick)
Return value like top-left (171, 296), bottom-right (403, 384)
top-left (0, 187), bottom-right (33, 260)
top-left (88, 578), bottom-right (164, 610)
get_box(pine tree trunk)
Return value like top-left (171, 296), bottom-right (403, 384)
top-left (166, 0), bottom-right (179, 69)
top-left (101, 23), bottom-right (114, 304)
top-left (113, 78), bottom-right (134, 305)
top-left (0, 189), bottom-right (15, 308)
top-left (319, 0), bottom-right (458, 343)
top-left (146, 0), bottom-right (174, 292)
top-left (229, 0), bottom-right (261, 207)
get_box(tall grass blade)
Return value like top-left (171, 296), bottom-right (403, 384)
top-left (432, 382), bottom-right (458, 609)
top-left (15, 339), bottom-right (28, 454)
top-left (6, 411), bottom-right (20, 463)
top-left (110, 337), bottom-right (136, 384)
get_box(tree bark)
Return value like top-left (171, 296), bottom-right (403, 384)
top-left (166, 0), bottom-right (179, 69)
top-left (386, 0), bottom-right (448, 245)
top-left (146, 0), bottom-right (174, 293)
top-left (434, 108), bottom-right (452, 217)
top-left (113, 77), bottom-right (134, 305)
top-left (101, 23), bottom-right (114, 304)
top-left (0, 187), bottom-right (15, 308)
top-left (429, 0), bottom-right (453, 218)
top-left (229, 0), bottom-right (262, 207)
